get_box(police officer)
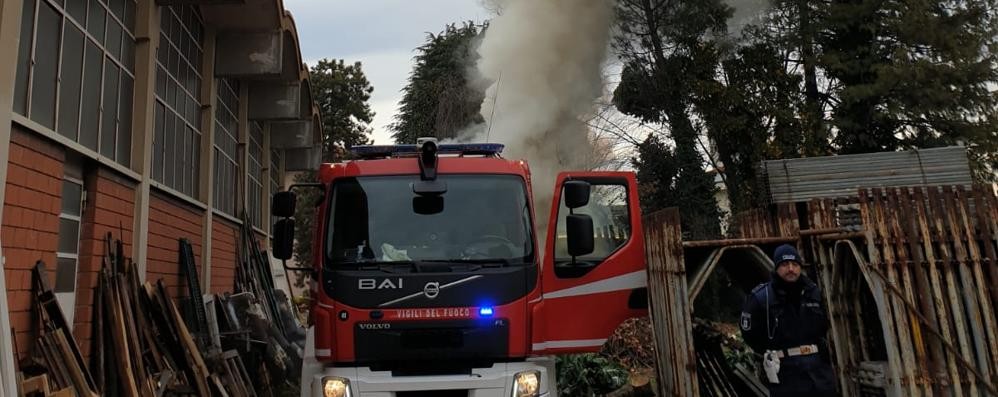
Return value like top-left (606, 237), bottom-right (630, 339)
top-left (740, 244), bottom-right (837, 396)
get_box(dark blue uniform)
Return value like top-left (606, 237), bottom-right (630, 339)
top-left (740, 275), bottom-right (837, 396)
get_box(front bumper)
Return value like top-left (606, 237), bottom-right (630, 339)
top-left (308, 359), bottom-right (555, 397)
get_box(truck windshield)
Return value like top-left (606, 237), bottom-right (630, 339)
top-left (325, 175), bottom-right (534, 266)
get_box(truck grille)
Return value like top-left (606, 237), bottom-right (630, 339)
top-left (355, 319), bottom-right (509, 363)
top-left (397, 391), bottom-right (468, 397)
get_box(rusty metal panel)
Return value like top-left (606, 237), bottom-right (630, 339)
top-left (644, 208), bottom-right (698, 397)
top-left (763, 146), bottom-right (973, 203)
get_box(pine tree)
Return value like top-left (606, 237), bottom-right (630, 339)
top-left (309, 59), bottom-right (375, 160)
top-left (390, 22), bottom-right (486, 143)
top-left (820, 0), bottom-right (998, 175)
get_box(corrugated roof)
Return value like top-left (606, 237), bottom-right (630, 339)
top-left (761, 146), bottom-right (973, 203)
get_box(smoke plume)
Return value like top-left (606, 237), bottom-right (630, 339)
top-left (461, 0), bottom-right (616, 232)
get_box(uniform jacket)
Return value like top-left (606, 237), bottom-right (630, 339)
top-left (740, 275), bottom-right (837, 395)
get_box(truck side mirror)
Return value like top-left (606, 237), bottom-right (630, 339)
top-left (272, 191), bottom-right (297, 218)
top-left (564, 181), bottom-right (591, 209)
top-left (273, 218), bottom-right (295, 260)
top-left (566, 214), bottom-right (595, 257)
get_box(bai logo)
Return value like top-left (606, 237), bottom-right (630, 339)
top-left (358, 278), bottom-right (403, 290)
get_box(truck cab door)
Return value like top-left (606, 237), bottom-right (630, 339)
top-left (531, 172), bottom-right (647, 355)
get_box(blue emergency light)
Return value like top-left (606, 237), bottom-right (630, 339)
top-left (479, 307), bottom-right (494, 316)
top-left (350, 143), bottom-right (504, 159)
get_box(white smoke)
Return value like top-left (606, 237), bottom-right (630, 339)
top-left (461, 0), bottom-right (616, 232)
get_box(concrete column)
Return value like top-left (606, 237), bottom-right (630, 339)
top-left (198, 29), bottom-right (219, 292)
top-left (130, 0), bottom-right (161, 277)
top-left (0, 0), bottom-right (23, 392)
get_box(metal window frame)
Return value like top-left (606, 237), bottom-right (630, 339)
top-left (55, 176), bottom-right (84, 296)
top-left (19, 0), bottom-right (137, 165)
top-left (151, 4), bottom-right (203, 198)
top-left (212, 78), bottom-right (239, 215)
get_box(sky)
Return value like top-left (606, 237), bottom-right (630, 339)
top-left (283, 0), bottom-right (491, 144)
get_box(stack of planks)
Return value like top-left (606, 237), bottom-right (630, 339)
top-left (18, 262), bottom-right (98, 397)
top-left (18, 233), bottom-right (261, 397)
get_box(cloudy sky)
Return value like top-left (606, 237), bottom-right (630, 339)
top-left (283, 0), bottom-right (491, 144)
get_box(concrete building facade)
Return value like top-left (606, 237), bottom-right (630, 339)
top-left (0, 0), bottom-right (322, 385)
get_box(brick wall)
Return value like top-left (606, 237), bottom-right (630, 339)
top-left (211, 216), bottom-right (239, 294)
top-left (2, 128), bottom-right (64, 357)
top-left (74, 168), bottom-right (136, 358)
top-left (147, 192), bottom-right (204, 299)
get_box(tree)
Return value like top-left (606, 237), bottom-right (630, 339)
top-left (309, 59), bottom-right (375, 160)
top-left (632, 135), bottom-right (722, 240)
top-left (390, 22), bottom-right (486, 143)
top-left (819, 0), bottom-right (998, 174)
top-left (613, 0), bottom-right (730, 237)
top-left (293, 59), bottom-right (376, 274)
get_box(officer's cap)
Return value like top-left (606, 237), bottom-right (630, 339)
top-left (773, 244), bottom-right (802, 267)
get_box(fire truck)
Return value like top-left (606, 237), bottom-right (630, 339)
top-left (271, 138), bottom-right (648, 397)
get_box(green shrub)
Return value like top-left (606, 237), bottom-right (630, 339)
top-left (556, 354), bottom-right (629, 396)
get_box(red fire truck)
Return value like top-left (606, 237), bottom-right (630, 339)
top-left (271, 139), bottom-right (647, 397)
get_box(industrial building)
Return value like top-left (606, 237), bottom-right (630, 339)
top-left (0, 0), bottom-right (322, 388)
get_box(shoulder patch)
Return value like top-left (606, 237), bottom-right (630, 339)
top-left (740, 312), bottom-right (752, 331)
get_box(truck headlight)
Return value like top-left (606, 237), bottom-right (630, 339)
top-left (322, 377), bottom-right (351, 397)
top-left (512, 370), bottom-right (540, 397)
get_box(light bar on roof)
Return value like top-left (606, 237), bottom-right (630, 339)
top-left (350, 143), bottom-right (505, 158)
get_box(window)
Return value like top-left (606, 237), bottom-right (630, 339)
top-left (554, 182), bottom-right (631, 277)
top-left (153, 5), bottom-right (202, 197)
top-left (13, 0), bottom-right (136, 167)
top-left (270, 149), bottom-right (283, 226)
top-left (55, 177), bottom-right (84, 324)
top-left (212, 78), bottom-right (238, 215)
top-left (247, 122), bottom-right (264, 228)
top-left (324, 175), bottom-right (534, 266)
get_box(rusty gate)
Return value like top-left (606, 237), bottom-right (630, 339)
top-left (644, 185), bottom-right (998, 397)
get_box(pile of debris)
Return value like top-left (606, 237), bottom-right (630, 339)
top-left (602, 317), bottom-right (768, 397)
top-left (17, 214), bottom-right (304, 397)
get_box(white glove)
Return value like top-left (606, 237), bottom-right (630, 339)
top-left (763, 351), bottom-right (781, 384)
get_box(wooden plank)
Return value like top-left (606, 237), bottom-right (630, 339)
top-left (39, 334), bottom-right (70, 390)
top-left (953, 187), bottom-right (998, 380)
top-left (92, 269), bottom-right (104, 393)
top-left (886, 189), bottom-right (932, 396)
top-left (48, 388), bottom-right (73, 397)
top-left (870, 187), bottom-right (919, 396)
top-left (19, 374), bottom-right (49, 396)
top-left (52, 329), bottom-right (96, 397)
top-left (913, 187), bottom-right (964, 396)
top-left (115, 273), bottom-right (148, 388)
top-left (165, 286), bottom-right (212, 397)
top-left (105, 269), bottom-right (140, 397)
top-left (31, 263), bottom-right (96, 392)
top-left (929, 187), bottom-right (978, 396)
top-left (127, 266), bottom-right (166, 376)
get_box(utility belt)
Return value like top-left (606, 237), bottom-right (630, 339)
top-left (762, 344), bottom-right (820, 384)
top-left (770, 344), bottom-right (820, 359)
